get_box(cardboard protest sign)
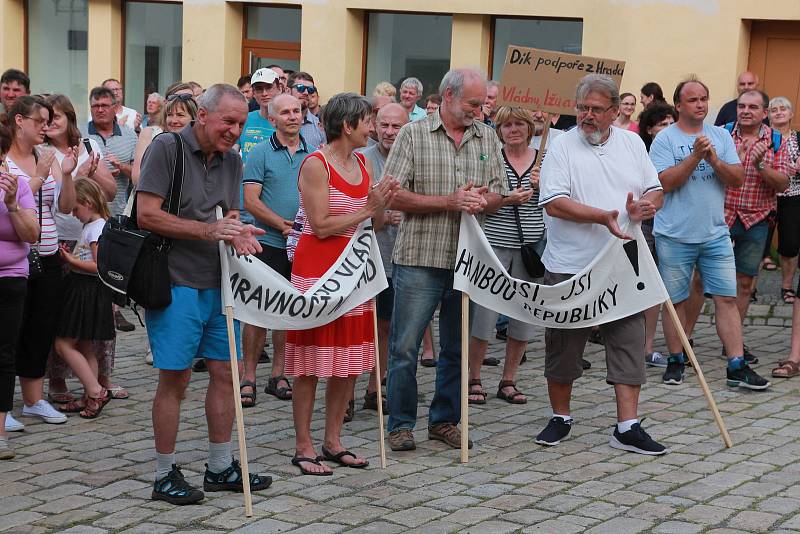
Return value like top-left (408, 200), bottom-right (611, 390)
top-left (454, 214), bottom-right (667, 329)
top-left (497, 46), bottom-right (626, 115)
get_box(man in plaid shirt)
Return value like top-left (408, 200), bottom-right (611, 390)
top-left (725, 89), bottom-right (792, 362)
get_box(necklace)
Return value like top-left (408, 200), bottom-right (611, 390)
top-left (326, 149), bottom-right (355, 173)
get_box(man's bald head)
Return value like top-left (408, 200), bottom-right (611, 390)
top-left (737, 71), bottom-right (759, 95)
top-left (375, 103), bottom-right (409, 155)
top-left (376, 102), bottom-right (408, 124)
top-left (268, 93), bottom-right (303, 136)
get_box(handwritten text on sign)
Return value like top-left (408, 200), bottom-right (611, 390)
top-left (497, 46), bottom-right (626, 115)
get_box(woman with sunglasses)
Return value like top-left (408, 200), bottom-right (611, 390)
top-left (3, 95), bottom-right (78, 432)
top-left (131, 85), bottom-right (196, 184)
top-left (43, 94), bottom-right (119, 405)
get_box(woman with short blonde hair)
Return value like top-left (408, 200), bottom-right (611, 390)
top-left (372, 81), bottom-right (397, 100)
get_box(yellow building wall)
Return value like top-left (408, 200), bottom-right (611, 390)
top-left (0, 0), bottom-right (24, 72)
top-left (181, 1), bottom-right (243, 89)
top-left (87, 0), bottom-right (123, 87)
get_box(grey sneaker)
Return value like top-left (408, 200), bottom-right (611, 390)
top-left (428, 422), bottom-right (473, 449)
top-left (388, 429), bottom-right (416, 451)
top-left (0, 437), bottom-right (14, 460)
top-left (645, 351), bottom-right (668, 368)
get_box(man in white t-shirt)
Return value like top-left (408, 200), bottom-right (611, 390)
top-left (102, 78), bottom-right (141, 133)
top-left (536, 74), bottom-right (667, 456)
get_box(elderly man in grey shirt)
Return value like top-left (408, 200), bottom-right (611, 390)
top-left (137, 84), bottom-right (272, 506)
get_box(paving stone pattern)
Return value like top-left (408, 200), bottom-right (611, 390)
top-left (3, 273), bottom-right (800, 533)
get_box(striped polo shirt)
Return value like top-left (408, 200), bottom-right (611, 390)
top-left (482, 150), bottom-right (545, 249)
top-left (86, 120), bottom-right (138, 216)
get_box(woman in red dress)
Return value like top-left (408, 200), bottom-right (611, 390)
top-left (287, 93), bottom-right (398, 475)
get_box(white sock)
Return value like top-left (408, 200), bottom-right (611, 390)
top-left (207, 441), bottom-right (232, 473)
top-left (617, 419), bottom-right (638, 434)
top-left (553, 414), bottom-right (572, 423)
top-left (155, 452), bottom-right (175, 480)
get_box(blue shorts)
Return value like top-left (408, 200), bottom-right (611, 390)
top-left (655, 234), bottom-right (737, 303)
top-left (729, 219), bottom-right (769, 277)
top-left (145, 286), bottom-right (242, 371)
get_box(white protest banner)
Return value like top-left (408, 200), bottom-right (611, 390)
top-left (221, 221), bottom-right (388, 330)
top-left (453, 214), bottom-right (668, 329)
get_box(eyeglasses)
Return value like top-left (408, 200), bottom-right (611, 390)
top-left (22, 115), bottom-right (50, 127)
top-left (575, 104), bottom-right (615, 116)
top-left (292, 84), bottom-right (317, 95)
top-left (90, 103), bottom-right (112, 110)
top-left (167, 93), bottom-right (194, 102)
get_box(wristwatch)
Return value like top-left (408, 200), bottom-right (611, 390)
top-left (756, 161), bottom-right (766, 171)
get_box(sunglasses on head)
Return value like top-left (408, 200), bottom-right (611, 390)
top-left (292, 84), bottom-right (317, 95)
top-left (167, 93), bottom-right (194, 102)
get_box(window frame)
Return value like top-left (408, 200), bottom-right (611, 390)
top-left (241, 3), bottom-right (302, 76)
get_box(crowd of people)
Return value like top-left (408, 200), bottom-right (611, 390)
top-left (0, 62), bottom-right (797, 508)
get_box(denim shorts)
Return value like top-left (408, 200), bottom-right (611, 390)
top-left (655, 234), bottom-right (737, 303)
top-left (729, 218), bottom-right (769, 277)
top-left (146, 286), bottom-right (242, 371)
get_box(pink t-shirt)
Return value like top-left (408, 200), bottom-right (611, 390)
top-left (0, 177), bottom-right (36, 277)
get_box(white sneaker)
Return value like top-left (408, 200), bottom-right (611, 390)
top-left (145, 347), bottom-right (153, 365)
top-left (4, 413), bottom-right (25, 432)
top-left (22, 399), bottom-right (67, 424)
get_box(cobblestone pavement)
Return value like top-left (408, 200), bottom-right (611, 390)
top-left (3, 272), bottom-right (800, 533)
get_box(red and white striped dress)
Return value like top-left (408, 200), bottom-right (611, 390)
top-left (285, 151), bottom-right (376, 378)
top-left (6, 157), bottom-right (59, 256)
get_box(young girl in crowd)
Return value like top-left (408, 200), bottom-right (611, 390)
top-left (54, 179), bottom-right (113, 419)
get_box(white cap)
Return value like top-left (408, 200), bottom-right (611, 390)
top-left (251, 68), bottom-right (279, 86)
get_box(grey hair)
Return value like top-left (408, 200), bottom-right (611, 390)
top-left (487, 80), bottom-right (500, 90)
top-left (769, 96), bottom-right (793, 113)
top-left (321, 92), bottom-right (372, 142)
top-left (575, 74), bottom-right (620, 107)
top-left (196, 83), bottom-right (246, 113)
top-left (400, 77), bottom-right (423, 96)
top-left (148, 92), bottom-right (162, 100)
top-left (268, 93), bottom-right (300, 117)
top-left (438, 68), bottom-right (487, 98)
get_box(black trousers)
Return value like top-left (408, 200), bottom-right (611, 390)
top-left (0, 277), bottom-right (27, 412)
top-left (16, 254), bottom-right (65, 379)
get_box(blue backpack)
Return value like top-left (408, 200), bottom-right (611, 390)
top-left (723, 122), bottom-right (782, 154)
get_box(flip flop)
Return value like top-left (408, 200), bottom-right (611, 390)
top-left (291, 455), bottom-right (333, 476)
top-left (106, 385), bottom-right (129, 400)
top-left (321, 446), bottom-right (369, 469)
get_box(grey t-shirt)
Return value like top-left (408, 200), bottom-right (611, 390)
top-left (359, 143), bottom-right (397, 277)
top-left (138, 125), bottom-right (242, 289)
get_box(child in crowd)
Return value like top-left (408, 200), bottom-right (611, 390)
top-left (54, 179), bottom-right (113, 419)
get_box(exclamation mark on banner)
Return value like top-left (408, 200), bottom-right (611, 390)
top-left (623, 241), bottom-right (645, 290)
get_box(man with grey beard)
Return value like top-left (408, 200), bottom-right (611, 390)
top-left (534, 74), bottom-right (668, 456)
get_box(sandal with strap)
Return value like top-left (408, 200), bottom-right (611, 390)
top-left (291, 455), bottom-right (333, 476)
top-left (497, 380), bottom-right (527, 404)
top-left (265, 375), bottom-right (292, 400)
top-left (48, 391), bottom-right (76, 404)
top-left (204, 459), bottom-right (272, 492)
top-left (782, 288), bottom-right (797, 304)
top-left (58, 398), bottom-right (86, 413)
top-left (468, 378), bottom-right (487, 405)
top-left (239, 380), bottom-right (257, 408)
top-left (772, 359), bottom-right (800, 378)
top-left (321, 446), bottom-right (369, 468)
top-left (80, 388), bottom-right (111, 419)
top-left (343, 400), bottom-right (355, 423)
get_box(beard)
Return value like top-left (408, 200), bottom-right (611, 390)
top-left (579, 121), bottom-right (606, 144)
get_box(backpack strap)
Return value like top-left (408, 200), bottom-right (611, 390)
top-left (771, 129), bottom-right (782, 155)
top-left (724, 122), bottom-right (735, 134)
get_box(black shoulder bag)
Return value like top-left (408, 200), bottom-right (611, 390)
top-left (97, 132), bottom-right (185, 309)
top-left (509, 162), bottom-right (545, 279)
top-left (27, 189), bottom-right (44, 278)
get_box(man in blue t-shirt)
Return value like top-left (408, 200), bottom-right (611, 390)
top-left (239, 93), bottom-right (315, 407)
top-left (649, 78), bottom-right (770, 391)
top-left (238, 68), bottom-right (280, 163)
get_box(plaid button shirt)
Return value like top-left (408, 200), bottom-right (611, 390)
top-left (725, 124), bottom-right (793, 229)
top-left (384, 110), bottom-right (507, 270)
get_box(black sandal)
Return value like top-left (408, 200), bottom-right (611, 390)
top-left (482, 357), bottom-right (500, 366)
top-left (468, 378), bottom-right (487, 405)
top-left (321, 446), bottom-right (369, 468)
top-left (203, 459), bottom-right (272, 491)
top-left (265, 375), bottom-right (292, 400)
top-left (291, 455), bottom-right (333, 476)
top-left (362, 391), bottom-right (388, 412)
top-left (343, 400), bottom-right (355, 423)
top-left (782, 288), bottom-right (796, 304)
top-left (239, 380), bottom-right (256, 408)
top-left (496, 380), bottom-right (527, 404)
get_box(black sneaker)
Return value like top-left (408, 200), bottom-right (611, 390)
top-left (609, 422), bottom-right (667, 456)
top-left (727, 364), bottom-right (770, 390)
top-left (204, 459), bottom-right (272, 492)
top-left (662, 356), bottom-right (685, 385)
top-left (535, 417), bottom-right (572, 446)
top-left (721, 345), bottom-right (758, 364)
top-left (152, 464), bottom-right (204, 505)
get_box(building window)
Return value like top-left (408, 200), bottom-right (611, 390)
top-left (124, 1), bottom-right (182, 113)
top-left (27, 0), bottom-right (89, 122)
top-left (243, 6), bottom-right (301, 75)
top-left (365, 12), bottom-right (452, 99)
top-left (491, 18), bottom-right (583, 79)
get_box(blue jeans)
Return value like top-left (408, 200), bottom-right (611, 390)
top-left (387, 265), bottom-right (463, 432)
